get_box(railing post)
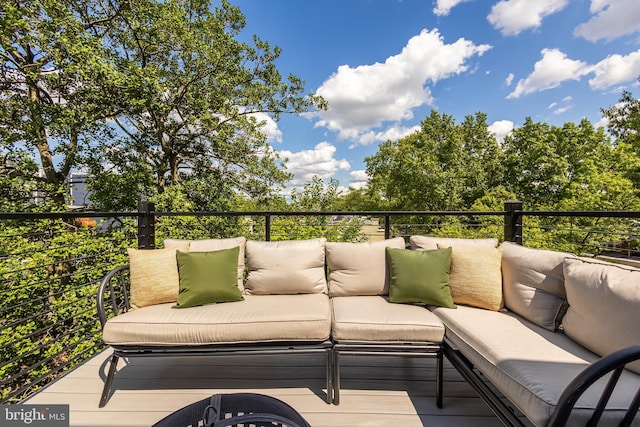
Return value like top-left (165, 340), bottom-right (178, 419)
top-left (265, 214), bottom-right (271, 241)
top-left (138, 201), bottom-right (156, 249)
top-left (384, 214), bottom-right (391, 239)
top-left (504, 200), bottom-right (523, 245)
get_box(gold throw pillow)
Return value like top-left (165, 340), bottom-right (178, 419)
top-left (127, 243), bottom-right (189, 308)
top-left (438, 244), bottom-right (503, 311)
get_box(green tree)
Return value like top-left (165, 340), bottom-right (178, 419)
top-left (334, 186), bottom-right (386, 211)
top-left (602, 86), bottom-right (640, 154)
top-left (0, 0), bottom-right (124, 207)
top-left (602, 86), bottom-right (640, 186)
top-left (271, 176), bottom-right (365, 242)
top-left (85, 0), bottom-right (325, 211)
top-left (366, 110), bottom-right (503, 211)
top-left (501, 118), bottom-right (635, 210)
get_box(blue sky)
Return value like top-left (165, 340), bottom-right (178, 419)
top-left (232, 0), bottom-right (640, 194)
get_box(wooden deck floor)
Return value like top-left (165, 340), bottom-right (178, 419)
top-left (24, 348), bottom-right (505, 427)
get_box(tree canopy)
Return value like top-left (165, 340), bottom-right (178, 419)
top-left (365, 106), bottom-right (640, 213)
top-left (1, 0), bottom-right (325, 211)
top-left (365, 111), bottom-right (503, 211)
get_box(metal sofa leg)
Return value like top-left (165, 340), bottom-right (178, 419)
top-left (326, 348), bottom-right (333, 404)
top-left (333, 351), bottom-right (341, 405)
top-left (99, 353), bottom-right (120, 408)
top-left (436, 348), bottom-right (443, 409)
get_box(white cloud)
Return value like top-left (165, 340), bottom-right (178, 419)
top-left (279, 142), bottom-right (350, 187)
top-left (488, 120), bottom-right (514, 143)
top-left (507, 49), bottom-right (591, 98)
top-left (351, 125), bottom-right (421, 148)
top-left (350, 170), bottom-right (369, 182)
top-left (487, 0), bottom-right (569, 36)
top-left (506, 48), bottom-right (640, 99)
top-left (433, 0), bottom-right (471, 16)
top-left (346, 170), bottom-right (370, 190)
top-left (547, 95), bottom-right (574, 114)
top-left (313, 29), bottom-right (491, 145)
top-left (553, 106), bottom-right (572, 114)
top-left (574, 0), bottom-right (640, 42)
top-left (505, 73), bottom-right (514, 86)
top-left (248, 112), bottom-right (282, 143)
top-left (588, 49), bottom-right (640, 90)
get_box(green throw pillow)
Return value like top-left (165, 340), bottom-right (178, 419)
top-left (386, 247), bottom-right (456, 308)
top-left (173, 247), bottom-right (244, 308)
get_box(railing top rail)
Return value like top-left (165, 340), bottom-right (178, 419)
top-left (151, 210), bottom-right (507, 217)
top-left (518, 211), bottom-right (640, 218)
top-left (0, 212), bottom-right (140, 220)
top-left (2, 209), bottom-right (640, 220)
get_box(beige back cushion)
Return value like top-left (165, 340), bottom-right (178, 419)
top-left (410, 236), bottom-right (499, 251)
top-left (437, 244), bottom-right (503, 311)
top-left (501, 242), bottom-right (569, 331)
top-left (562, 257), bottom-right (640, 374)
top-left (127, 243), bottom-right (189, 309)
top-left (245, 238), bottom-right (327, 295)
top-left (326, 237), bottom-right (405, 297)
top-left (164, 237), bottom-right (246, 291)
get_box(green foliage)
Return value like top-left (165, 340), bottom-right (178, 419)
top-left (150, 185), bottom-right (251, 243)
top-left (2, 0), bottom-right (325, 211)
top-left (366, 110), bottom-right (503, 211)
top-left (602, 86), bottom-right (640, 156)
top-left (0, 0), bottom-right (123, 205)
top-left (270, 177), bottom-right (365, 242)
top-left (83, 0), bottom-right (324, 211)
top-left (0, 218), bottom-right (135, 402)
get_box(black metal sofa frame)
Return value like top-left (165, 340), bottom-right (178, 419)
top-left (444, 338), bottom-right (640, 427)
top-left (332, 341), bottom-right (443, 407)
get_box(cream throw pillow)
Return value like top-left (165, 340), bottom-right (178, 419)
top-left (501, 242), bottom-right (569, 331)
top-left (563, 257), bottom-right (640, 375)
top-left (127, 243), bottom-right (189, 309)
top-left (411, 236), bottom-right (499, 251)
top-left (437, 244), bottom-right (503, 311)
top-left (245, 238), bottom-right (327, 294)
top-left (164, 237), bottom-right (246, 291)
top-left (326, 237), bottom-right (406, 296)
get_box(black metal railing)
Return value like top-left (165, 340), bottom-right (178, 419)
top-left (2, 200), bottom-right (640, 403)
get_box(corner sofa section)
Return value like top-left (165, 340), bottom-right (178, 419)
top-left (414, 238), bottom-right (640, 427)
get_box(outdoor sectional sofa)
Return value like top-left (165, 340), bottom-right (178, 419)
top-left (96, 236), bottom-right (640, 426)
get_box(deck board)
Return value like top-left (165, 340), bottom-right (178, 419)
top-left (25, 348), bottom-right (506, 427)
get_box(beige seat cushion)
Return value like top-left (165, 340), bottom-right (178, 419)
top-left (563, 257), bottom-right (640, 374)
top-left (410, 236), bottom-right (499, 251)
top-left (245, 238), bottom-right (327, 295)
top-left (127, 243), bottom-right (189, 309)
top-left (326, 238), bottom-right (405, 297)
top-left (432, 305), bottom-right (640, 427)
top-left (332, 296), bottom-right (445, 343)
top-left (164, 237), bottom-right (246, 291)
top-left (501, 242), bottom-right (570, 331)
top-left (103, 294), bottom-right (331, 345)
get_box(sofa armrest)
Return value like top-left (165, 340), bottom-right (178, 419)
top-left (97, 265), bottom-right (131, 329)
top-left (548, 345), bottom-right (640, 427)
